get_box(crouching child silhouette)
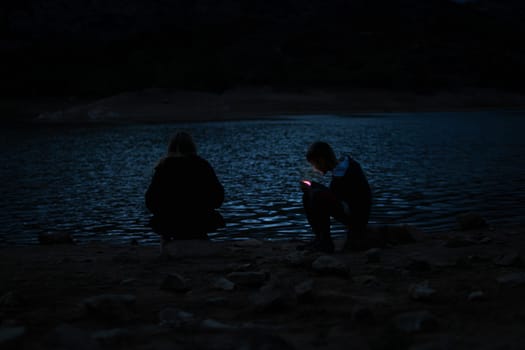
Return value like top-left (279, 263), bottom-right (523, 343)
top-left (145, 132), bottom-right (225, 255)
top-left (300, 141), bottom-right (372, 253)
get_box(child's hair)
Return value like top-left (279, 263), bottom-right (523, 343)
top-left (168, 132), bottom-right (197, 156)
top-left (306, 141), bottom-right (336, 163)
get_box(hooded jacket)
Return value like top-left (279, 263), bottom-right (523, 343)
top-left (145, 155), bottom-right (224, 232)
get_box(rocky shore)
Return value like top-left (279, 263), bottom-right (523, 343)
top-left (2, 223), bottom-right (525, 350)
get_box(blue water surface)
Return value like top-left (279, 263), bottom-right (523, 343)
top-left (1, 111), bottom-right (524, 246)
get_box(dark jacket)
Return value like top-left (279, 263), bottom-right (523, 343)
top-left (145, 155), bottom-right (224, 235)
top-left (330, 155), bottom-right (372, 221)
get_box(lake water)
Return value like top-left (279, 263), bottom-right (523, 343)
top-left (1, 111), bottom-right (524, 246)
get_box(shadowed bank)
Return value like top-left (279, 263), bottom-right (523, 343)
top-left (2, 225), bottom-right (525, 349)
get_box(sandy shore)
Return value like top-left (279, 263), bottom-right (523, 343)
top-left (3, 87), bottom-right (525, 124)
top-left (2, 224), bottom-right (525, 349)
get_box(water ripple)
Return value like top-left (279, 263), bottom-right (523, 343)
top-left (1, 112), bottom-right (525, 245)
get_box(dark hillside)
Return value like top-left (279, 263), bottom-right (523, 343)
top-left (1, 0), bottom-right (524, 97)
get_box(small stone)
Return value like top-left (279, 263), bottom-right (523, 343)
top-left (493, 252), bottom-right (522, 267)
top-left (295, 279), bottom-right (314, 300)
top-left (497, 273), bottom-right (525, 288)
top-left (351, 295), bottom-right (390, 308)
top-left (120, 278), bottom-right (137, 286)
top-left (479, 236), bottom-right (492, 244)
top-left (82, 294), bottom-right (136, 321)
top-left (409, 281), bottom-right (436, 301)
top-left (353, 275), bottom-right (381, 288)
top-left (406, 257), bottom-right (432, 272)
top-left (312, 256), bottom-right (348, 276)
top-left (251, 278), bottom-right (297, 311)
top-left (467, 291), bottom-right (486, 301)
top-left (365, 248), bottom-right (381, 263)
top-left (206, 297), bottom-right (229, 306)
top-left (393, 310), bottom-right (438, 333)
top-left (232, 263), bottom-right (256, 272)
top-left (212, 277), bottom-right (235, 291)
top-left (200, 319), bottom-right (237, 330)
top-left (365, 224), bottom-right (417, 246)
top-left (226, 271), bottom-right (267, 287)
top-left (467, 254), bottom-right (492, 263)
top-left (160, 273), bottom-right (190, 293)
top-left (0, 292), bottom-right (20, 308)
top-left (91, 328), bottom-right (131, 346)
top-left (285, 252), bottom-right (312, 267)
top-left (159, 308), bottom-right (195, 328)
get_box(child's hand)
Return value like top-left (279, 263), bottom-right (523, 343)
top-left (300, 180), bottom-right (311, 192)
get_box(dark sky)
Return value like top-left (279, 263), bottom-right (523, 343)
top-left (1, 0), bottom-right (525, 96)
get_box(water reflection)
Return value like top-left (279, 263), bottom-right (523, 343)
top-left (1, 111), bottom-right (524, 245)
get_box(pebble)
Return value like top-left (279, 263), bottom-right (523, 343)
top-left (159, 308), bottom-right (194, 328)
top-left (393, 310), bottom-right (438, 333)
top-left (409, 281), bottom-right (436, 301)
top-left (226, 271), bottom-right (267, 287)
top-left (467, 291), bottom-right (486, 301)
top-left (82, 294), bottom-right (136, 321)
top-left (212, 277), bottom-right (235, 291)
top-left (311, 256), bottom-right (348, 276)
top-left (160, 273), bottom-right (190, 293)
top-left (497, 273), bottom-right (525, 287)
top-left (365, 248), bottom-right (381, 263)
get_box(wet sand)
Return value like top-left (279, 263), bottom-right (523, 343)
top-left (2, 224), bottom-right (525, 349)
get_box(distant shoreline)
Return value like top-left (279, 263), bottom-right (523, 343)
top-left (2, 87), bottom-right (525, 124)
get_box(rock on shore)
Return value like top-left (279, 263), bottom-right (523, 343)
top-left (1, 225), bottom-right (525, 349)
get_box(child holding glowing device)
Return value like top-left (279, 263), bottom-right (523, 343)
top-left (300, 141), bottom-right (372, 253)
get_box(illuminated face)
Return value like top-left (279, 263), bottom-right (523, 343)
top-left (310, 158), bottom-right (330, 175)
